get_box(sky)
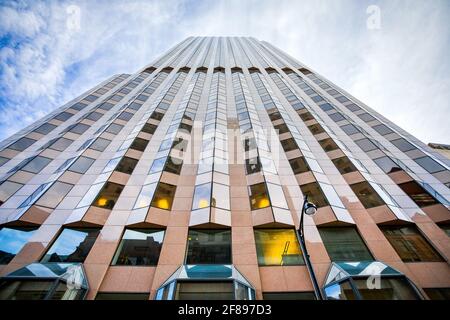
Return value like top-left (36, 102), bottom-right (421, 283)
top-left (0, 0), bottom-right (449, 144)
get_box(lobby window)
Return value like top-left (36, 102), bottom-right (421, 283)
top-left (289, 156), bottom-right (310, 174)
top-left (186, 229), bottom-right (231, 264)
top-left (263, 292), bottom-right (315, 300)
top-left (105, 123), bottom-right (123, 135)
top-left (398, 181), bottom-right (439, 208)
top-left (249, 183), bottom-right (270, 210)
top-left (0, 227), bottom-right (36, 264)
top-left (8, 137), bottom-right (36, 151)
top-left (34, 123), bottom-right (56, 135)
top-left (89, 137), bottom-right (111, 152)
top-left (300, 182), bottom-right (329, 208)
top-left (22, 156), bottom-right (52, 174)
top-left (142, 123), bottom-right (157, 135)
top-left (53, 112), bottom-right (73, 122)
top-left (112, 229), bottom-right (164, 266)
top-left (391, 138), bottom-right (415, 152)
top-left (354, 138), bottom-right (378, 152)
top-left (350, 181), bottom-right (385, 208)
top-left (0, 181), bottom-right (23, 206)
top-left (254, 229), bottom-right (304, 266)
top-left (41, 228), bottom-right (100, 263)
top-left (115, 157), bottom-right (138, 175)
top-left (331, 157), bottom-right (357, 174)
top-left (280, 138), bottom-right (298, 152)
top-left (36, 181), bottom-right (73, 209)
top-left (340, 124), bottom-right (360, 135)
top-left (175, 282), bottom-right (233, 300)
top-left (67, 123), bottom-right (90, 135)
top-left (151, 182), bottom-right (176, 210)
top-left (130, 137), bottom-right (149, 152)
top-left (49, 137), bottom-right (73, 152)
top-left (373, 156), bottom-right (402, 174)
top-left (381, 226), bottom-right (443, 262)
top-left (414, 156), bottom-right (445, 174)
top-left (318, 138), bottom-right (339, 152)
top-left (424, 288), bottom-right (450, 300)
top-left (245, 157), bottom-right (262, 175)
top-left (68, 156), bottom-right (95, 174)
top-left (92, 182), bottom-right (124, 210)
top-left (372, 124), bottom-right (394, 136)
top-left (318, 227), bottom-right (373, 261)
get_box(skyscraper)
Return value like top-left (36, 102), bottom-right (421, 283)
top-left (0, 37), bottom-right (448, 300)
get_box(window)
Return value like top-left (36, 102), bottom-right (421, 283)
top-left (372, 124), bottom-right (394, 135)
top-left (151, 182), bottom-right (176, 210)
top-left (318, 227), bottom-right (373, 261)
top-left (142, 123), bottom-right (157, 135)
top-left (424, 288), bottom-right (450, 300)
top-left (299, 112), bottom-right (314, 121)
top-left (329, 112), bottom-right (345, 122)
top-left (350, 181), bottom-right (385, 208)
top-left (300, 182), bottom-right (329, 208)
top-left (345, 103), bottom-right (361, 112)
top-left (274, 123), bottom-right (290, 134)
top-left (130, 138), bottom-right (149, 151)
top-left (68, 123), bottom-right (90, 135)
top-left (354, 138), bottom-right (378, 152)
top-left (318, 138), bottom-right (339, 152)
top-left (0, 157), bottom-right (9, 166)
top-left (373, 156), bottom-right (402, 174)
top-left (118, 111), bottom-right (133, 121)
top-left (245, 157), bottom-right (261, 174)
top-left (358, 113), bottom-right (376, 122)
top-left (439, 224), bottom-right (450, 237)
top-left (92, 182), bottom-right (124, 210)
top-left (85, 112), bottom-right (102, 121)
top-left (249, 183), bottom-right (270, 210)
top-left (332, 157), bottom-right (357, 174)
top-left (397, 181), bottom-right (438, 208)
top-left (186, 229), bottom-right (231, 264)
top-left (34, 123), bottom-right (56, 135)
top-left (36, 181), bottom-right (73, 209)
top-left (49, 137), bottom-right (73, 151)
top-left (254, 229), bottom-right (304, 266)
top-left (280, 138), bottom-right (298, 152)
top-left (192, 183), bottom-right (211, 210)
top-left (68, 156), bottom-right (95, 174)
top-left (112, 229), bottom-right (164, 266)
top-left (289, 157), bottom-right (310, 174)
top-left (150, 111), bottom-right (164, 121)
top-left (115, 157), bottom-right (138, 175)
top-left (95, 293), bottom-right (150, 300)
top-left (263, 292), bottom-right (315, 300)
top-left (414, 156), bottom-right (445, 173)
top-left (53, 112), bottom-right (73, 121)
top-left (41, 228), bottom-right (100, 263)
top-left (381, 226), bottom-right (443, 262)
top-left (319, 103), bottom-right (334, 112)
top-left (105, 123), bottom-right (123, 134)
top-left (73, 100), bottom-right (89, 108)
top-left (0, 181), bottom-right (23, 206)
top-left (308, 123), bottom-right (325, 135)
top-left (22, 156), bottom-right (52, 173)
top-left (341, 124), bottom-right (359, 135)
top-left (391, 138), bottom-right (415, 152)
top-left (164, 156), bottom-right (183, 175)
top-left (175, 282), bottom-right (233, 300)
top-left (98, 102), bottom-right (114, 111)
top-left (8, 137), bottom-right (36, 151)
top-left (89, 138), bottom-right (111, 152)
top-left (0, 227), bottom-right (36, 264)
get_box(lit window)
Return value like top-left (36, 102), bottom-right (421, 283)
top-left (192, 183), bottom-right (211, 210)
top-left (0, 227), bottom-right (36, 264)
top-left (373, 156), bottom-right (402, 174)
top-left (112, 229), bottom-right (164, 266)
top-left (92, 182), bottom-right (124, 209)
top-left (115, 157), bottom-right (138, 175)
top-left (36, 181), bottom-right (73, 209)
top-left (350, 181), bottom-right (385, 208)
top-left (397, 181), bottom-right (438, 208)
top-left (0, 181), bottom-right (23, 206)
top-left (331, 157), bottom-right (357, 174)
top-left (151, 182), bottom-right (176, 210)
top-left (22, 156), bottom-right (52, 174)
top-left (300, 182), bottom-right (329, 208)
top-left (68, 156), bottom-right (95, 174)
top-left (254, 229), bottom-right (304, 266)
top-left (249, 183), bottom-right (270, 210)
top-left (414, 156), bottom-right (445, 174)
top-left (186, 229), bottom-right (231, 264)
top-left (8, 137), bottom-right (36, 151)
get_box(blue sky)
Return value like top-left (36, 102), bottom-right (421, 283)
top-left (0, 0), bottom-right (449, 143)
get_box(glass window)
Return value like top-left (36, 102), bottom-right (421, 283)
top-left (68, 156), bottom-right (95, 174)
top-left (118, 111), bottom-right (133, 121)
top-left (0, 156), bottom-right (9, 166)
top-left (89, 138), bottom-right (111, 152)
top-left (49, 137), bottom-right (73, 151)
top-left (266, 183), bottom-right (288, 209)
top-left (53, 112), bottom-right (73, 121)
top-left (22, 156), bottom-right (52, 173)
top-left (212, 183), bottom-right (230, 210)
top-left (319, 103), bottom-right (334, 112)
top-left (105, 123), bottom-right (123, 135)
top-left (424, 288), bottom-right (450, 300)
top-left (175, 282), bottom-right (233, 300)
top-left (8, 137), bottom-right (36, 151)
top-left (186, 229), bottom-right (231, 264)
top-left (299, 111), bottom-right (314, 121)
top-left (142, 123), bottom-right (157, 135)
top-left (358, 113), bottom-right (376, 122)
top-left (381, 226), bottom-right (443, 262)
top-left (350, 181), bottom-right (385, 208)
top-left (98, 102), bottom-right (114, 111)
top-left (0, 181), bottom-right (23, 206)
top-left (34, 123), bottom-right (56, 135)
top-left (308, 123), bottom-right (325, 135)
top-left (373, 156), bottom-right (402, 174)
top-left (289, 156), bottom-right (310, 174)
top-left (41, 228), bottom-right (100, 263)
top-left (68, 123), bottom-right (90, 135)
top-left (300, 182), bottom-right (329, 208)
top-left (130, 137), bottom-right (149, 152)
top-left (280, 138), bottom-right (298, 152)
top-left (0, 281), bottom-right (54, 300)
top-left (263, 292), bottom-right (315, 300)
top-left (164, 156), bottom-right (183, 175)
top-left (150, 157), bottom-right (166, 173)
top-left (318, 227), bottom-right (373, 261)
top-left (354, 138), bottom-right (378, 152)
top-left (192, 183), bottom-right (211, 210)
top-left (391, 138), bottom-right (415, 152)
top-left (329, 112), bottom-right (345, 122)
top-left (331, 157), bottom-right (357, 174)
top-left (92, 182), bottom-right (124, 210)
top-left (245, 157), bottom-right (261, 174)
top-left (254, 229), bottom-right (303, 266)
top-left (0, 227), bottom-right (36, 264)
top-left (151, 182), bottom-right (176, 210)
top-left (274, 123), bottom-right (290, 134)
top-left (36, 181), bottom-right (73, 209)
top-left (341, 124), bottom-right (359, 135)
top-left (115, 157), bottom-right (138, 175)
top-left (414, 156), bottom-right (445, 174)
top-left (85, 112), bottom-right (102, 121)
top-left (318, 138), bottom-right (339, 152)
top-left (95, 293), bottom-right (150, 300)
top-left (353, 277), bottom-right (420, 300)
top-left (397, 182), bottom-right (439, 207)
top-left (372, 124), bottom-right (394, 135)
top-left (112, 229), bottom-right (164, 266)
top-left (249, 183), bottom-right (270, 210)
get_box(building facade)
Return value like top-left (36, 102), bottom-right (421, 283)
top-left (0, 37), bottom-right (449, 300)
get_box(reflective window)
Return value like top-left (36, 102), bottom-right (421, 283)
top-left (373, 156), bottom-right (402, 174)
top-left (130, 137), bottom-right (149, 151)
top-left (8, 137), bottom-right (36, 151)
top-left (300, 182), bottom-right (329, 208)
top-left (331, 157), bottom-right (357, 174)
top-left (89, 137), bottom-right (111, 152)
top-left (299, 111), bottom-right (314, 121)
top-left (263, 292), bottom-right (315, 300)
top-left (212, 183), bottom-right (230, 210)
top-left (245, 157), bottom-right (261, 174)
top-left (118, 111), bottom-right (133, 121)
top-left (424, 288), bottom-right (450, 300)
top-left (68, 156), bottom-right (95, 174)
top-left (381, 226), bottom-right (443, 262)
top-left (319, 103), bottom-right (334, 112)
top-left (289, 156), bottom-right (310, 174)
top-left (280, 138), bottom-right (298, 152)
top-left (34, 123), bottom-right (57, 135)
top-left (96, 293), bottom-right (150, 300)
top-left (22, 156), bottom-right (52, 173)
top-left (151, 182), bottom-right (176, 210)
top-left (391, 138), bottom-right (415, 152)
top-left (249, 183), bottom-right (270, 210)
top-left (0, 227), bottom-right (36, 264)
top-left (0, 156), bottom-right (9, 166)
top-left (164, 156), bottom-right (183, 175)
top-left (354, 138), bottom-right (378, 152)
top-left (308, 123), bottom-right (325, 135)
top-left (329, 112), bottom-right (345, 122)
top-left (105, 123), bottom-right (123, 135)
top-left (345, 103), bottom-right (361, 112)
top-left (350, 181), bottom-right (385, 208)
top-left (397, 181), bottom-right (438, 208)
top-left (49, 137), bottom-right (73, 151)
top-left (414, 156), bottom-right (445, 174)
top-left (85, 111), bottom-right (102, 121)
top-left (352, 278), bottom-right (420, 300)
top-left (186, 229), bottom-right (231, 264)
top-left (68, 123), bottom-right (90, 135)
top-left (318, 227), bottom-right (373, 261)
top-left (36, 181), bottom-right (73, 208)
top-left (341, 124), bottom-right (360, 135)
top-left (53, 112), bottom-right (73, 121)
top-left (92, 182), bottom-right (124, 210)
top-left (175, 282), bottom-right (233, 300)
top-left (266, 183), bottom-right (288, 209)
top-left (192, 183), bottom-right (211, 210)
top-left (254, 229), bottom-right (303, 266)
top-left (112, 229), bottom-right (164, 266)
top-left (274, 123), bottom-right (290, 134)
top-left (372, 124), bottom-right (394, 135)
top-left (318, 138), bottom-right (339, 152)
top-left (0, 181), bottom-right (23, 206)
top-left (115, 157), bottom-right (138, 175)
top-left (41, 228), bottom-right (100, 263)
top-left (358, 113), bottom-right (376, 122)
top-left (142, 123), bottom-right (157, 135)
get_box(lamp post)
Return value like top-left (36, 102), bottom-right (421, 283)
top-left (297, 195), bottom-right (324, 300)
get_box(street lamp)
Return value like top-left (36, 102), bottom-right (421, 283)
top-left (297, 195), bottom-right (324, 300)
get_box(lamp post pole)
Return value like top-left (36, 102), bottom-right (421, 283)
top-left (297, 195), bottom-right (324, 300)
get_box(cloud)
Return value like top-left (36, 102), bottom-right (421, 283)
top-left (0, 0), bottom-right (449, 144)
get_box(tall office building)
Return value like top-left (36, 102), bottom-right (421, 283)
top-left (0, 37), bottom-right (449, 300)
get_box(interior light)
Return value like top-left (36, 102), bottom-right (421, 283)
top-left (258, 197), bottom-right (270, 208)
top-left (156, 198), bottom-right (170, 209)
top-left (97, 198), bottom-right (108, 207)
top-left (198, 199), bottom-right (209, 208)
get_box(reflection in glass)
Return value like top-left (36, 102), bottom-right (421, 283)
top-left (254, 229), bottom-right (304, 266)
top-left (92, 182), bottom-right (124, 210)
top-left (248, 183), bottom-right (270, 210)
top-left (151, 182), bottom-right (176, 210)
top-left (186, 229), bottom-right (231, 264)
top-left (192, 183), bottom-right (211, 210)
top-left (0, 227), bottom-right (36, 264)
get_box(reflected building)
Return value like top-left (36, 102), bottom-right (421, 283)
top-left (0, 37), bottom-right (449, 300)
